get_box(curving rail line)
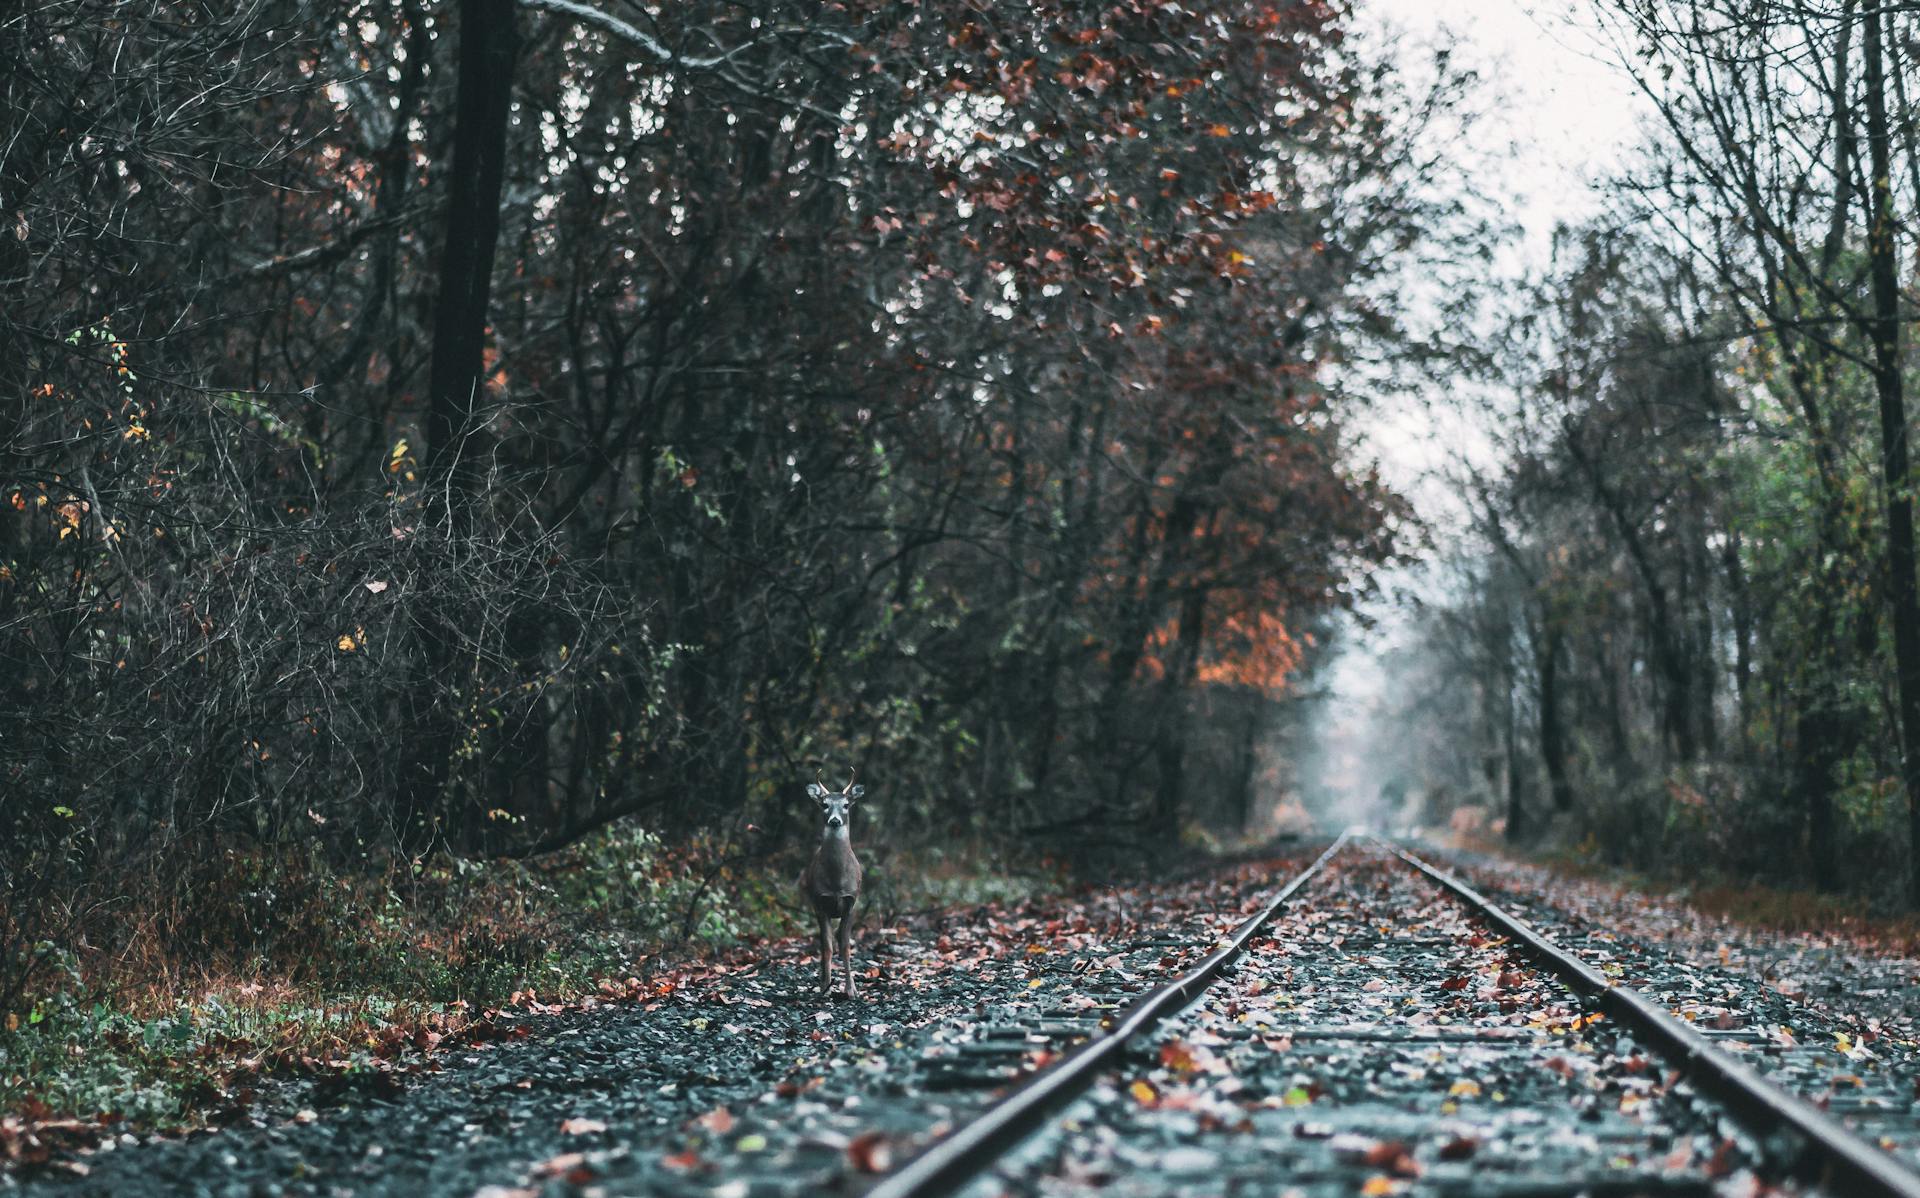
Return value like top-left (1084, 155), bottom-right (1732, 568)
top-left (869, 831), bottom-right (1920, 1198)
top-left (866, 829), bottom-right (1355, 1198)
top-left (1383, 837), bottom-right (1920, 1198)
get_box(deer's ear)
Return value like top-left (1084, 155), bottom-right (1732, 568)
top-left (847, 785), bottom-right (865, 800)
top-left (806, 782), bottom-right (828, 799)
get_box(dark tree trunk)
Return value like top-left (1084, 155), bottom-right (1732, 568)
top-left (1797, 676), bottom-right (1844, 893)
top-left (1229, 696), bottom-right (1264, 835)
top-left (395, 0), bottom-right (520, 852)
top-left (1504, 666), bottom-right (1526, 842)
top-left (1151, 583), bottom-right (1208, 844)
top-left (1863, 9), bottom-right (1920, 906)
top-left (1724, 527), bottom-right (1752, 725)
top-left (1535, 619), bottom-right (1573, 813)
top-left (424, 0), bottom-right (519, 488)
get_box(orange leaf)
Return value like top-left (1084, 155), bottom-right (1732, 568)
top-left (848, 1131), bottom-right (892, 1174)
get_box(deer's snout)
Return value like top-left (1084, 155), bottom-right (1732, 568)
top-left (826, 814), bottom-right (844, 827)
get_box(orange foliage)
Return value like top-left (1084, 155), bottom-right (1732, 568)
top-left (1141, 606), bottom-right (1304, 699)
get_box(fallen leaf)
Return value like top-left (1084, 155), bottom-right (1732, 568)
top-left (559, 1117), bottom-right (607, 1135)
top-left (1364, 1140), bottom-right (1421, 1178)
top-left (1159, 1041), bottom-right (1198, 1072)
top-left (848, 1131), bottom-right (892, 1174)
top-left (1706, 1138), bottom-right (1737, 1178)
top-left (532, 1152), bottom-right (596, 1183)
top-left (1438, 1136), bottom-right (1479, 1161)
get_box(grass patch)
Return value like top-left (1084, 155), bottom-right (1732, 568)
top-left (1523, 840), bottom-right (1920, 953)
top-left (1, 822), bottom-right (1060, 1144)
top-left (0, 822), bottom-right (795, 1137)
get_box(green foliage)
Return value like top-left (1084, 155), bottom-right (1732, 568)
top-left (544, 824), bottom-right (785, 948)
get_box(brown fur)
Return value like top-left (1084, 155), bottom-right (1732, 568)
top-left (799, 833), bottom-right (863, 996)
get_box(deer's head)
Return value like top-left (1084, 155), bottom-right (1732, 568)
top-left (807, 777), bottom-right (864, 833)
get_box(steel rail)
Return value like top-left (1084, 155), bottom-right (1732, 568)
top-left (866, 829), bottom-right (1356, 1198)
top-left (1381, 837), bottom-right (1920, 1198)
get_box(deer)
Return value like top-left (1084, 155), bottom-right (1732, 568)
top-left (799, 774), bottom-right (865, 998)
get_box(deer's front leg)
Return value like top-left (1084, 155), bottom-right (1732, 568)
top-left (838, 911), bottom-right (856, 998)
top-left (817, 914), bottom-right (832, 995)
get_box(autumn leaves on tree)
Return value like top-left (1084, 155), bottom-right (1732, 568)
top-left (1, 0), bottom-right (1471, 996)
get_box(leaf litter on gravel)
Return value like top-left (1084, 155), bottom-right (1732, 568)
top-left (10, 849), bottom-right (1325, 1197)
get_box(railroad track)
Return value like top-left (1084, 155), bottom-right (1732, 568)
top-left (872, 832), bottom-right (1920, 1198)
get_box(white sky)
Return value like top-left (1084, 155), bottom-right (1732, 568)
top-left (1359, 0), bottom-right (1646, 273)
top-left (1304, 1), bottom-right (1650, 825)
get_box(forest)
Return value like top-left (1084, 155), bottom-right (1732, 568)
top-left (1, 0), bottom-right (1919, 1153)
top-left (1376, 0), bottom-right (1920, 910)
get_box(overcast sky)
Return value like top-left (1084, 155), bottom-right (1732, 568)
top-left (1305, 1), bottom-right (1651, 824)
top-left (1357, 1), bottom-right (1647, 270)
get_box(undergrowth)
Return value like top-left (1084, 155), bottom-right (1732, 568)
top-left (1530, 837), bottom-right (1920, 951)
top-left (0, 823), bottom-right (1055, 1136)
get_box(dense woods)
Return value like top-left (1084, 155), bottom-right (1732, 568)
top-left (1, 0), bottom-right (1486, 1010)
top-left (8, 0), bottom-right (1918, 1060)
top-left (1381, 1), bottom-right (1920, 907)
top-left (10, 0), bottom-right (1920, 1167)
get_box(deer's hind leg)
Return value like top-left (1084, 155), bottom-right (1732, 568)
top-left (837, 907), bottom-right (857, 998)
top-left (816, 914), bottom-right (832, 995)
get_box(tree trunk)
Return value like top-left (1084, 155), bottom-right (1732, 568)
top-left (1862, 9), bottom-right (1920, 906)
top-left (425, 0), bottom-right (520, 488)
top-left (1535, 618), bottom-right (1573, 813)
top-left (396, 0), bottom-right (520, 852)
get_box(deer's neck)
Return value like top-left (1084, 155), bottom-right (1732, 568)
top-left (820, 824), bottom-right (852, 845)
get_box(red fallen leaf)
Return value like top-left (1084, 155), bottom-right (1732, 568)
top-left (1159, 1041), bottom-right (1198, 1071)
top-left (1439, 976), bottom-right (1470, 991)
top-left (1438, 1136), bottom-right (1479, 1161)
top-left (1705, 1138), bottom-right (1737, 1179)
top-left (661, 1150), bottom-right (702, 1171)
top-left (559, 1117), bottom-right (608, 1135)
top-left (848, 1130), bottom-right (892, 1173)
top-left (1622, 1055), bottom-right (1650, 1075)
top-left (695, 1107), bottom-right (735, 1135)
top-left (1496, 969), bottom-right (1527, 989)
top-left (533, 1151), bottom-right (595, 1182)
top-left (1543, 1056), bottom-right (1576, 1079)
top-left (1364, 1140), bottom-right (1422, 1178)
